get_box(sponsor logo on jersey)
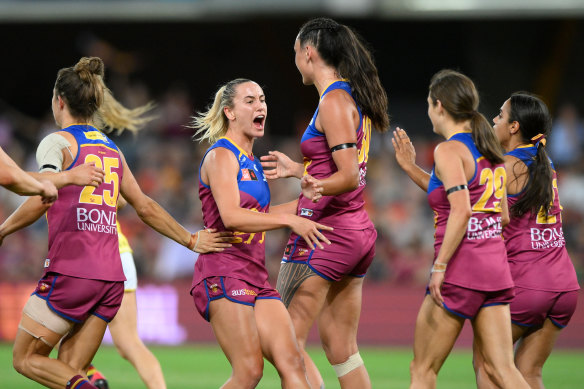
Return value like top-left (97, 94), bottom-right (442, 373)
top-left (232, 288), bottom-right (257, 297)
top-left (77, 208), bottom-right (118, 235)
top-left (43, 258), bottom-right (50, 268)
top-left (84, 131), bottom-right (107, 142)
top-left (241, 168), bottom-right (258, 181)
top-left (300, 208), bottom-right (313, 217)
top-left (530, 227), bottom-right (566, 249)
top-left (466, 215), bottom-right (502, 240)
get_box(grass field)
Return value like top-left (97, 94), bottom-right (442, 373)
top-left (2, 343), bottom-right (583, 388)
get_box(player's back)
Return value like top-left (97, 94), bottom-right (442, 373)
top-left (46, 124), bottom-right (124, 282)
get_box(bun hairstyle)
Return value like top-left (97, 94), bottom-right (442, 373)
top-left (55, 56), bottom-right (153, 134)
top-left (429, 69), bottom-right (504, 164)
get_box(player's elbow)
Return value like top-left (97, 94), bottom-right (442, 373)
top-left (453, 206), bottom-right (472, 221)
top-left (221, 217), bottom-right (239, 231)
top-left (133, 197), bottom-right (157, 220)
top-left (343, 169), bottom-right (360, 191)
top-left (0, 171), bottom-right (19, 191)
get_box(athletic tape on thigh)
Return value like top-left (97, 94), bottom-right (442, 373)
top-left (22, 294), bottom-right (73, 336)
top-left (332, 352), bottom-right (364, 377)
top-left (17, 324), bottom-right (55, 348)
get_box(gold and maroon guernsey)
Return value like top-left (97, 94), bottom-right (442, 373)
top-left (296, 80), bottom-right (373, 230)
top-left (44, 125), bottom-right (124, 282)
top-left (504, 146), bottom-right (579, 292)
top-left (192, 137), bottom-right (271, 289)
top-left (427, 132), bottom-right (513, 291)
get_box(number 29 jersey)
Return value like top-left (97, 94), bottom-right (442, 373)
top-left (427, 132), bottom-right (512, 291)
top-left (44, 124), bottom-right (124, 282)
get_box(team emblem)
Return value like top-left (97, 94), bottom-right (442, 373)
top-left (241, 168), bottom-right (258, 181)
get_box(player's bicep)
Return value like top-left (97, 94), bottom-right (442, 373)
top-left (204, 149), bottom-right (241, 217)
top-left (319, 93), bottom-right (359, 173)
top-left (319, 92), bottom-right (358, 147)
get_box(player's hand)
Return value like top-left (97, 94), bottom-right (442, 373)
top-left (289, 216), bottom-right (333, 250)
top-left (301, 174), bottom-right (323, 203)
top-left (69, 162), bottom-right (105, 188)
top-left (190, 228), bottom-right (234, 253)
top-left (39, 180), bottom-right (58, 204)
top-left (428, 271), bottom-right (445, 307)
top-left (391, 127), bottom-right (417, 171)
top-left (260, 151), bottom-right (303, 179)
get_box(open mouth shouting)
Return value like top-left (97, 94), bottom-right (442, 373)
top-left (253, 114), bottom-right (265, 130)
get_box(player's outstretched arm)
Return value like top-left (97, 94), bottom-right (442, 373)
top-left (0, 196), bottom-right (50, 246)
top-left (391, 127), bottom-right (430, 191)
top-left (29, 163), bottom-right (105, 189)
top-left (0, 148), bottom-right (57, 202)
top-left (119, 151), bottom-right (231, 253)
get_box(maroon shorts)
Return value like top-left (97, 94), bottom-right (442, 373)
top-left (510, 287), bottom-right (579, 328)
top-left (34, 272), bottom-right (124, 323)
top-left (282, 226), bottom-right (377, 281)
top-left (433, 282), bottom-right (515, 319)
top-left (191, 276), bottom-right (281, 321)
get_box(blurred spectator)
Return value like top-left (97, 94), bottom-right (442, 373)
top-left (549, 103), bottom-right (584, 167)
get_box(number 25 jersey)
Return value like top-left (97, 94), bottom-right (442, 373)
top-left (45, 124), bottom-right (124, 282)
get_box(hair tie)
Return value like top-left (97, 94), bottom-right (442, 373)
top-left (531, 133), bottom-right (547, 148)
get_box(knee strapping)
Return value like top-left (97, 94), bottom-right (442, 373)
top-left (332, 352), bottom-right (364, 377)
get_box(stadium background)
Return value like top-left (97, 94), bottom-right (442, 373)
top-left (0, 0), bottom-right (583, 351)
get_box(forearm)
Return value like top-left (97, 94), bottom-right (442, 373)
top-left (28, 171), bottom-right (70, 189)
top-left (291, 162), bottom-right (305, 179)
top-left (319, 170), bottom-right (359, 196)
top-left (222, 208), bottom-right (292, 233)
top-left (270, 200), bottom-right (298, 215)
top-left (1, 167), bottom-right (46, 196)
top-left (133, 197), bottom-right (191, 247)
top-left (0, 197), bottom-right (49, 239)
top-left (402, 164), bottom-right (430, 192)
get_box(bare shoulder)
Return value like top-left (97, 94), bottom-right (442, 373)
top-left (202, 146), bottom-right (239, 173)
top-left (434, 140), bottom-right (466, 159)
top-left (319, 88), bottom-right (356, 113)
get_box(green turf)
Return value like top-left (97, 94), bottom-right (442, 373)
top-left (1, 342), bottom-right (583, 388)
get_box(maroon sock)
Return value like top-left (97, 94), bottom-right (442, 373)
top-left (66, 375), bottom-right (97, 389)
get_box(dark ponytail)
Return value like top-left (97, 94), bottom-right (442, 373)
top-left (507, 92), bottom-right (554, 217)
top-left (297, 18), bottom-right (389, 132)
top-left (429, 69), bottom-right (504, 164)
